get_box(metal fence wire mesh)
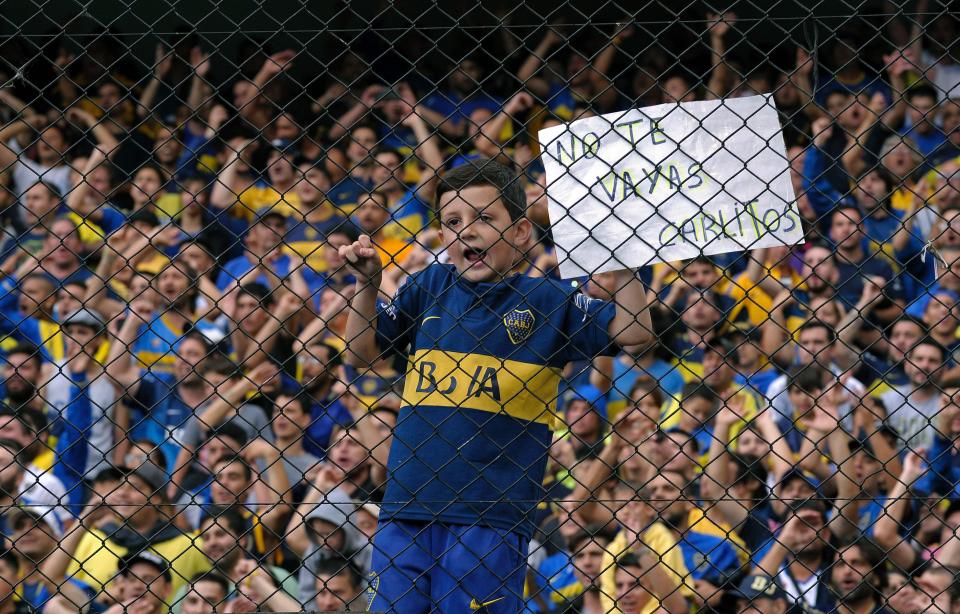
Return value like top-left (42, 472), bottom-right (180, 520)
top-left (4, 1), bottom-right (960, 612)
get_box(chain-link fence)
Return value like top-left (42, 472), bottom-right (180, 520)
top-left (1, 1), bottom-right (959, 613)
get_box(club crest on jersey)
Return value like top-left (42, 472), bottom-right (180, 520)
top-left (366, 571), bottom-right (379, 608)
top-left (504, 308), bottom-right (535, 344)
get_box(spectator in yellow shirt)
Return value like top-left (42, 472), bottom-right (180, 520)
top-left (64, 462), bottom-right (210, 596)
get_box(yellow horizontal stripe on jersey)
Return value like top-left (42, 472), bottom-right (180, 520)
top-left (136, 350), bottom-right (176, 371)
top-left (401, 349), bottom-right (562, 425)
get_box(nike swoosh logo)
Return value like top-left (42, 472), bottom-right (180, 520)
top-left (422, 316), bottom-right (441, 324)
top-left (469, 596), bottom-right (505, 610)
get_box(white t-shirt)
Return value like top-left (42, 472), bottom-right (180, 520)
top-left (6, 138), bottom-right (72, 200)
top-left (922, 51), bottom-right (960, 100)
top-left (880, 384), bottom-right (942, 450)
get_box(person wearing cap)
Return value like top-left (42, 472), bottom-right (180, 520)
top-left (563, 384), bottom-right (608, 463)
top-left (728, 574), bottom-right (813, 614)
top-left (0, 549), bottom-right (34, 614)
top-left (102, 550), bottom-right (174, 614)
top-left (752, 500), bottom-right (836, 611)
top-left (63, 461), bottom-right (210, 597)
top-left (46, 307), bottom-right (116, 513)
top-left (6, 505), bottom-right (64, 610)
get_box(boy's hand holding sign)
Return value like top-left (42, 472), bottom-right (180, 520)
top-left (538, 94), bottom-right (803, 278)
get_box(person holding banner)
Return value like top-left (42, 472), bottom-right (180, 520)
top-left (339, 159), bottom-right (654, 613)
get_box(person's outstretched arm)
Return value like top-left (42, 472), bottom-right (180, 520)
top-left (340, 235), bottom-right (384, 368)
top-left (608, 270), bottom-right (654, 349)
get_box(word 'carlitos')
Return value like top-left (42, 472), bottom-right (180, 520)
top-left (657, 201), bottom-right (800, 248)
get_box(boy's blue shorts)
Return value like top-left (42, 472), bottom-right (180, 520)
top-left (367, 519), bottom-right (528, 613)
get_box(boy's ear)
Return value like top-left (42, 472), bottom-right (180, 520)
top-left (510, 217), bottom-right (533, 249)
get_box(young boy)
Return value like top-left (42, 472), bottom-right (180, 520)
top-left (340, 160), bottom-right (653, 613)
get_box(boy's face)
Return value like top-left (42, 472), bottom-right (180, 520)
top-left (438, 185), bottom-right (531, 283)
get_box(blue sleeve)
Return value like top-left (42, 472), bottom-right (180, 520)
top-left (802, 145), bottom-right (848, 219)
top-left (215, 259), bottom-right (247, 291)
top-left (906, 293), bottom-right (932, 318)
top-left (919, 435), bottom-right (956, 496)
top-left (97, 207), bottom-right (127, 234)
top-left (0, 275), bottom-right (21, 336)
top-left (374, 271), bottom-right (422, 354)
top-left (561, 290), bottom-right (616, 361)
top-left (53, 373), bottom-right (94, 515)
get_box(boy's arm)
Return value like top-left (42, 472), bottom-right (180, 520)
top-left (340, 235), bottom-right (385, 368)
top-left (608, 269), bottom-right (655, 349)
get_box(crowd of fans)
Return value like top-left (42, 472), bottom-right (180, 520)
top-left (2, 3), bottom-right (960, 613)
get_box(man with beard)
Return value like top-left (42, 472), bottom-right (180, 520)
top-left (829, 537), bottom-right (894, 614)
top-left (0, 406), bottom-right (63, 513)
top-left (880, 338), bottom-right (946, 450)
top-left (107, 313), bottom-right (217, 474)
top-left (1, 343), bottom-right (43, 412)
top-left (753, 500), bottom-right (836, 611)
top-left (297, 341), bottom-right (351, 458)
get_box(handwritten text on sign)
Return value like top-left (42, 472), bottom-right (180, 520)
top-left (538, 95), bottom-right (802, 278)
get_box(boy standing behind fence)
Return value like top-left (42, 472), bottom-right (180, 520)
top-left (340, 159), bottom-right (653, 613)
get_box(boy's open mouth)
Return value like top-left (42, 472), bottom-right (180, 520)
top-left (463, 246), bottom-right (487, 266)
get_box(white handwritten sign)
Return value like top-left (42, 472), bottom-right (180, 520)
top-left (538, 94), bottom-right (802, 279)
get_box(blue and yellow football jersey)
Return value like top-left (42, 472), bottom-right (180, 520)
top-left (374, 263), bottom-right (617, 537)
top-left (382, 190), bottom-right (433, 243)
top-left (132, 313), bottom-right (186, 381)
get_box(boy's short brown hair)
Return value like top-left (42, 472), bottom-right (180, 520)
top-left (436, 159), bottom-right (527, 221)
